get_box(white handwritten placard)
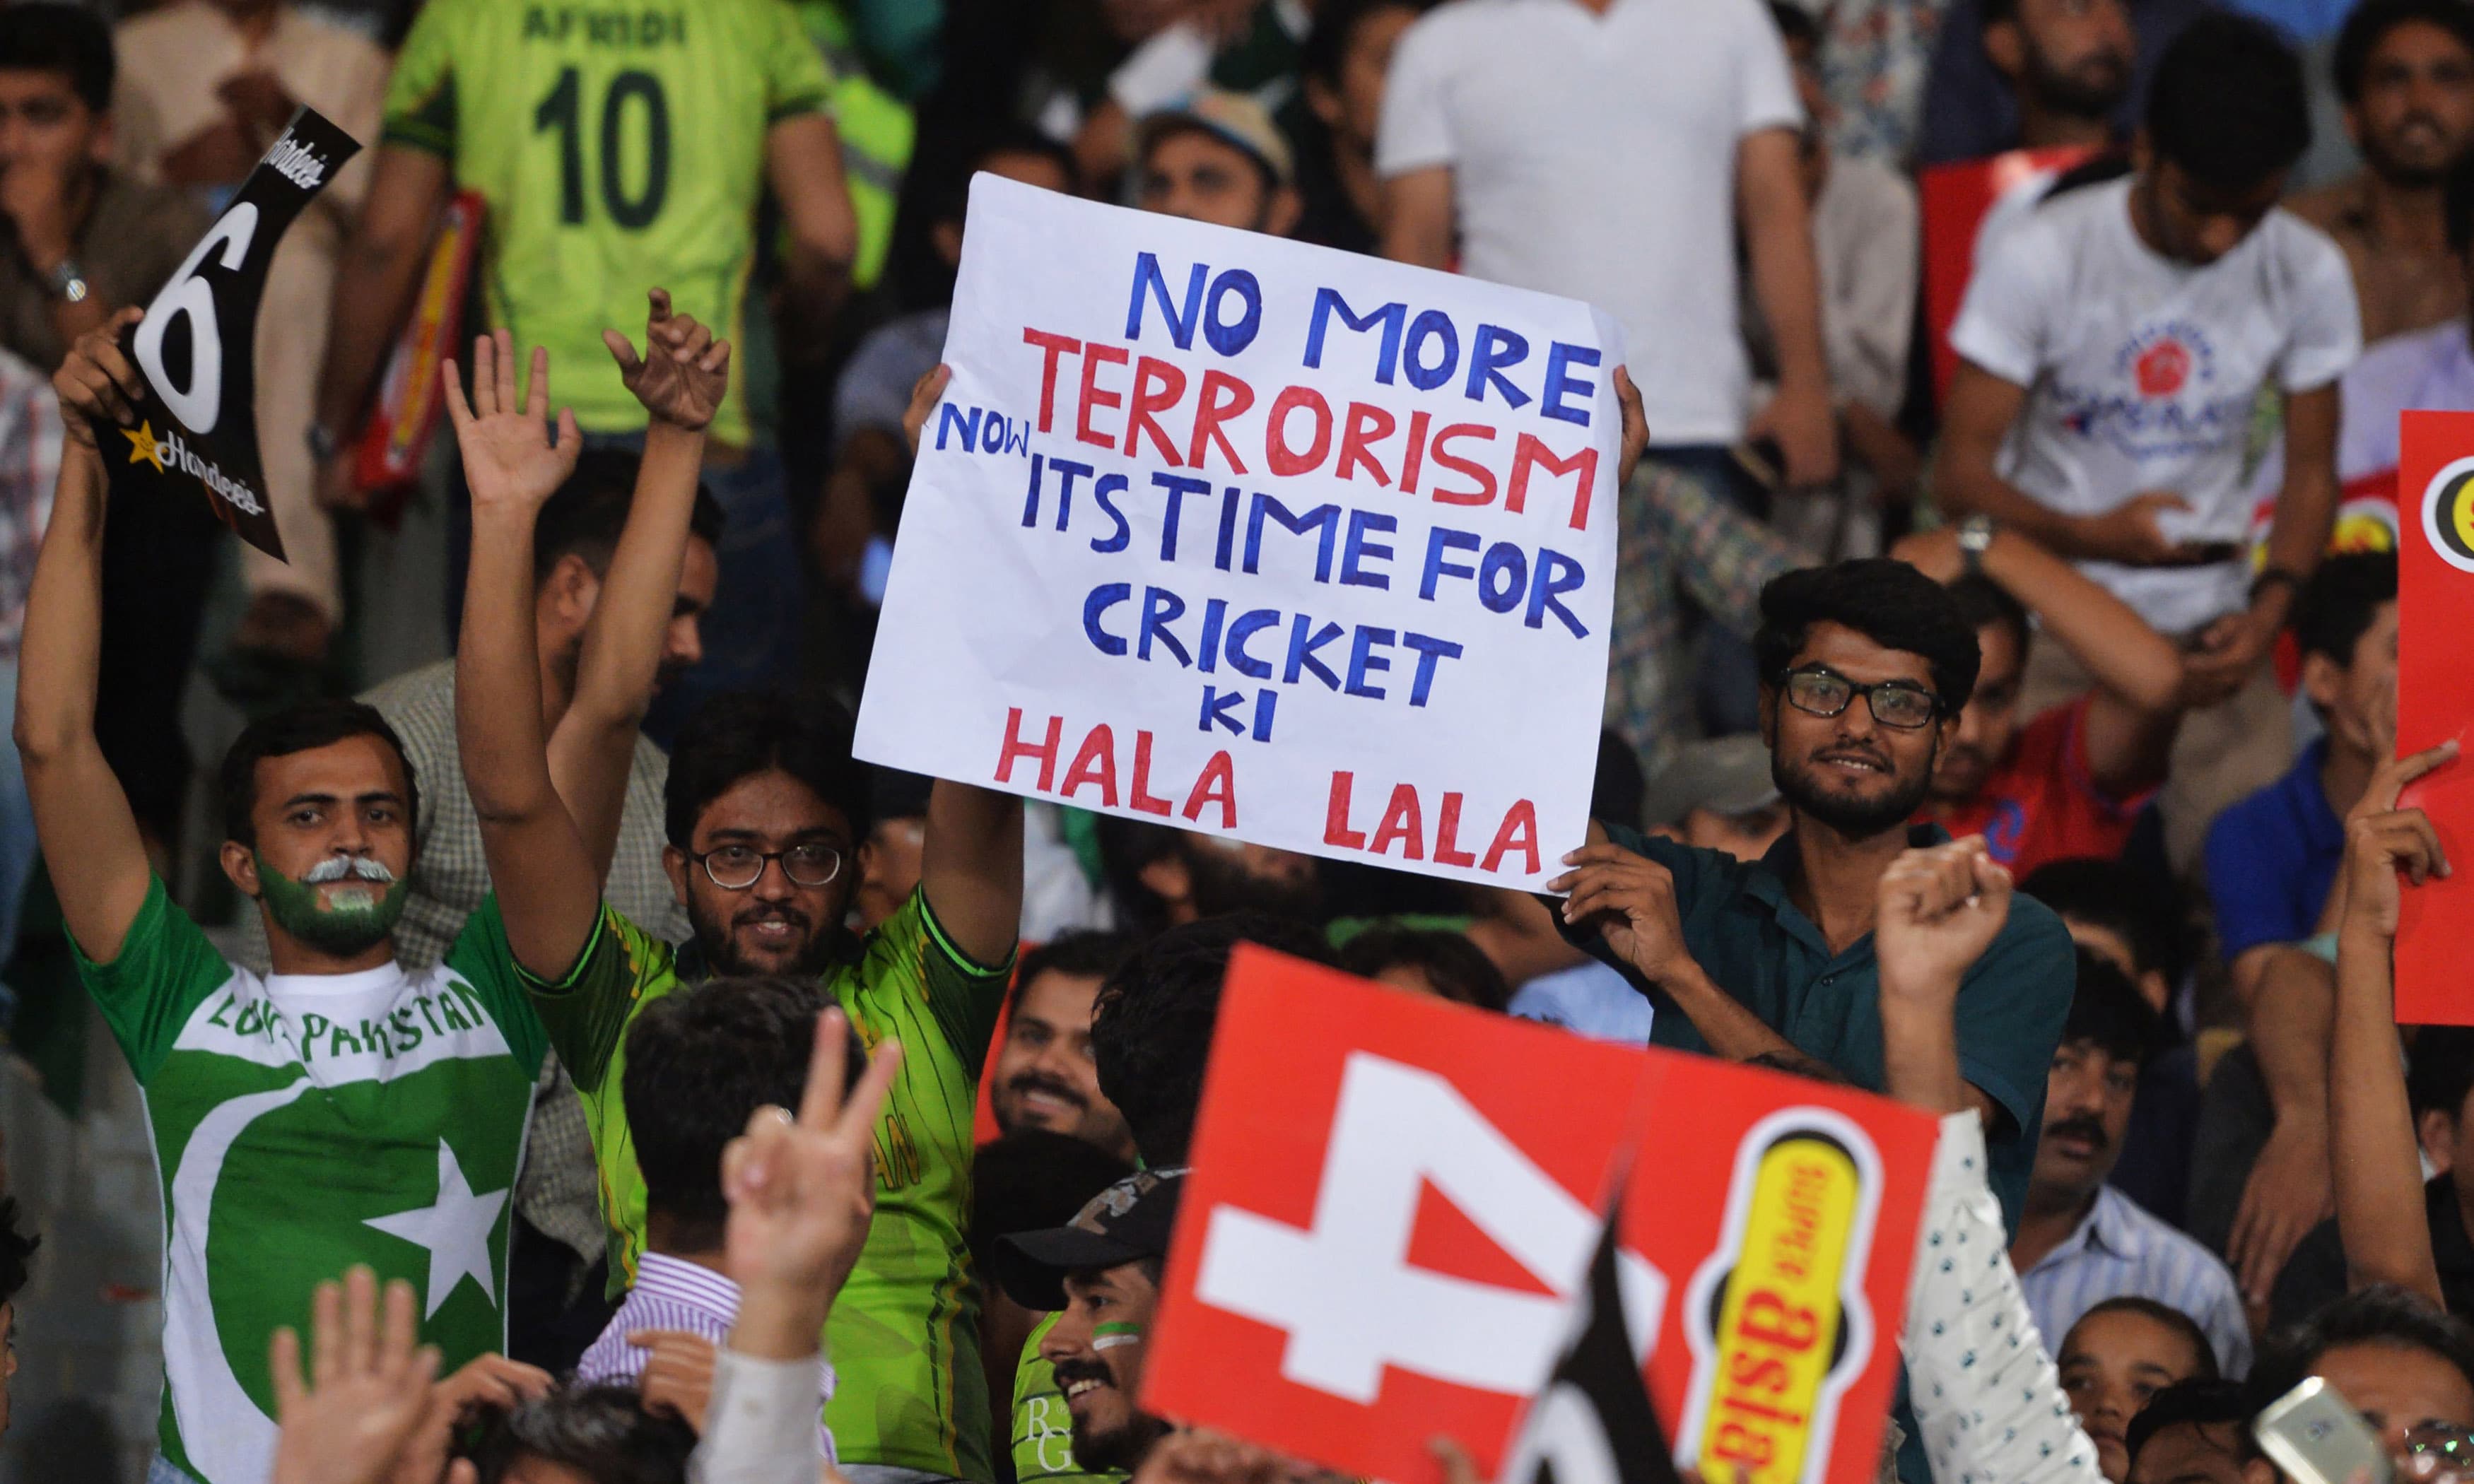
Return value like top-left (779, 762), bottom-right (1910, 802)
top-left (855, 175), bottom-right (1624, 888)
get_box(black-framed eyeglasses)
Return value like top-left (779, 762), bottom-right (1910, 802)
top-left (1778, 665), bottom-right (1943, 730)
top-left (691, 844), bottom-right (845, 890)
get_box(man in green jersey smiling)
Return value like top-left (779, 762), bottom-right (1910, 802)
top-left (450, 319), bottom-right (1027, 1483)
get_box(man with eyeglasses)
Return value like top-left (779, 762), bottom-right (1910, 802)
top-left (1554, 558), bottom-right (2075, 1232)
top-left (448, 336), bottom-right (1026, 1481)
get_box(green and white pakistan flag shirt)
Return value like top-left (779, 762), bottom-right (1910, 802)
top-left (71, 878), bottom-right (620, 1484)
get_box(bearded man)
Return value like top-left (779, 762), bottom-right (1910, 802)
top-left (1551, 558), bottom-right (2076, 1232)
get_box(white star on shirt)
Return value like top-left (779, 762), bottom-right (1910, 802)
top-left (364, 1141), bottom-right (509, 1319)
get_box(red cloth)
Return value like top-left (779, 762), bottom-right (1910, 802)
top-left (1928, 695), bottom-right (2147, 876)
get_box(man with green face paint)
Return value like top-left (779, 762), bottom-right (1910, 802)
top-left (14, 302), bottom-right (712, 1484)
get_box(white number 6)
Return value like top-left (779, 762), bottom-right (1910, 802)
top-left (134, 203), bottom-right (260, 435)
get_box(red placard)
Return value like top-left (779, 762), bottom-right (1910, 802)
top-left (1142, 946), bottom-right (1937, 1484)
top-left (1919, 148), bottom-right (2097, 402)
top-left (351, 189), bottom-right (485, 526)
top-left (2392, 411), bottom-right (2474, 1024)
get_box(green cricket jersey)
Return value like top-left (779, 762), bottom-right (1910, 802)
top-left (539, 889), bottom-right (1013, 1480)
top-left (380, 0), bottom-right (833, 447)
top-left (72, 881), bottom-right (609, 1484)
top-left (1013, 1314), bottom-right (1127, 1484)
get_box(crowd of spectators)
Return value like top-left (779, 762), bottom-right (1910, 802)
top-left (1, 0), bottom-right (2474, 1481)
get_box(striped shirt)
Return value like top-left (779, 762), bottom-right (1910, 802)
top-left (2018, 1185), bottom-right (2252, 1377)
top-left (578, 1252), bottom-right (837, 1460)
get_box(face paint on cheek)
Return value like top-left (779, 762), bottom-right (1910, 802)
top-left (1093, 1322), bottom-right (1144, 1350)
top-left (254, 854), bottom-right (410, 957)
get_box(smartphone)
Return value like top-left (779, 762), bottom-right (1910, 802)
top-left (1731, 436), bottom-right (1784, 492)
top-left (2254, 1377), bottom-right (2393, 1484)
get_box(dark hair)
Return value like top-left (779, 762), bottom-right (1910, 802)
top-left (2293, 551), bottom-right (2399, 667)
top-left (2410, 1025), bottom-right (2474, 1124)
top-left (2253, 1284), bottom-right (2474, 1406)
top-left (1981, 0), bottom-right (2022, 25)
top-left (664, 692), bottom-right (872, 849)
top-left (0, 5), bottom-right (113, 114)
top-left (2124, 1379), bottom-right (2260, 1469)
top-left (0, 1197), bottom-right (38, 1305)
top-left (1091, 912), bottom-right (1336, 1165)
top-left (969, 1129), bottom-right (1135, 1273)
top-left (1593, 729), bottom-right (1646, 832)
top-left (2020, 856), bottom-right (2188, 987)
top-left (2450, 151), bottom-right (2474, 252)
top-left (931, 127), bottom-right (1079, 225)
top-left (534, 450), bottom-right (725, 589)
top-left (467, 1386), bottom-right (696, 1484)
top-left (2068, 1295), bottom-right (2222, 1380)
top-left (1752, 559), bottom-right (1983, 714)
top-left (1336, 926), bottom-right (1511, 1012)
top-left (2063, 946), bottom-right (2163, 1066)
top-left (1944, 574), bottom-right (2031, 664)
top-left (1303, 0), bottom-right (1430, 81)
top-left (2145, 13), bottom-right (2313, 192)
top-left (218, 700), bottom-right (420, 849)
top-left (2335, 0), bottom-right (2474, 105)
top-left (1766, 0), bottom-right (1822, 52)
top-left (1014, 930), bottom-right (1143, 1015)
top-left (621, 977), bottom-right (844, 1248)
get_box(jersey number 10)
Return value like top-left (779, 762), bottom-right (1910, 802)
top-left (534, 66), bottom-right (671, 230)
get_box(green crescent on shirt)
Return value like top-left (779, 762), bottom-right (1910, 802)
top-left (72, 881), bottom-right (616, 1484)
top-left (538, 889), bottom-right (1013, 1481)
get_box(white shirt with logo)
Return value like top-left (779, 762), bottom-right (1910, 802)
top-left (1950, 177), bottom-right (2359, 632)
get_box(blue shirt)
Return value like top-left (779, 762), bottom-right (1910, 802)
top-left (2204, 738), bottom-right (2344, 962)
top-left (2019, 1185), bottom-right (2253, 1377)
top-left (1576, 823), bottom-right (2077, 1235)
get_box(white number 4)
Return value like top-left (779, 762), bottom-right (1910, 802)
top-left (1195, 1050), bottom-right (1664, 1403)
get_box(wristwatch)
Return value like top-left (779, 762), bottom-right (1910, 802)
top-left (46, 259), bottom-right (88, 304)
top-left (1957, 514), bottom-right (1997, 575)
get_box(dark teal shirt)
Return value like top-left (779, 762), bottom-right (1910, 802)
top-left (1577, 822), bottom-right (2075, 1233)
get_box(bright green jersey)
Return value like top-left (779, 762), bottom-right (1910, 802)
top-left (381, 0), bottom-right (832, 447)
top-left (1013, 1315), bottom-right (1127, 1484)
top-left (71, 882), bottom-right (606, 1484)
top-left (539, 890), bottom-right (1014, 1480)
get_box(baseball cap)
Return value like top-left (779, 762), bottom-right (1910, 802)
top-left (1136, 89), bottom-right (1295, 188)
top-left (1638, 735), bottom-right (1782, 830)
top-left (992, 1168), bottom-right (1186, 1312)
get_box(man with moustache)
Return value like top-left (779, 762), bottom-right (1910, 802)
top-left (1919, 0), bottom-right (2156, 167)
top-left (989, 933), bottom-right (1140, 1165)
top-left (2292, 0), bottom-right (2474, 345)
top-left (1554, 558), bottom-right (2075, 1230)
top-left (2012, 950), bottom-right (2249, 1375)
top-left (992, 1170), bottom-right (1186, 1476)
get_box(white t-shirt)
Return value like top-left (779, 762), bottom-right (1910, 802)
top-left (1376, 0), bottom-right (1800, 444)
top-left (1950, 177), bottom-right (2359, 633)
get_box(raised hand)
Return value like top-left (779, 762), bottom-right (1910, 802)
top-left (2337, 740), bottom-right (2458, 940)
top-left (720, 1008), bottom-right (901, 1357)
top-left (268, 1266), bottom-right (440, 1484)
top-left (903, 363), bottom-right (951, 457)
top-left (1876, 835), bottom-right (2014, 1006)
top-left (604, 288), bottom-right (731, 432)
top-left (51, 307), bottom-right (147, 447)
top-left (441, 329), bottom-right (580, 514)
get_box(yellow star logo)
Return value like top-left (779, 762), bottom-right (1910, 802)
top-left (123, 420), bottom-right (166, 473)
